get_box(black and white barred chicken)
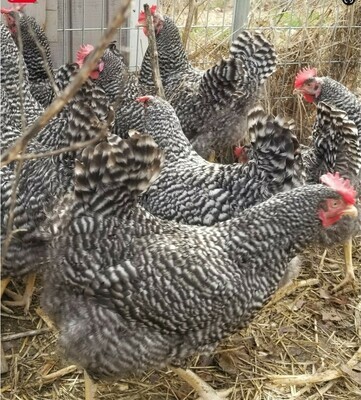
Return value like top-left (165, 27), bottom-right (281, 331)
top-left (75, 41), bottom-right (147, 137)
top-left (294, 67), bottom-right (361, 139)
top-left (0, 21), bottom-right (43, 133)
top-left (1, 4), bottom-right (55, 107)
top-left (41, 129), bottom-right (358, 400)
top-left (138, 6), bottom-right (277, 158)
top-left (138, 96), bottom-right (303, 225)
top-left (1, 62), bottom-right (113, 311)
top-left (300, 101), bottom-right (361, 291)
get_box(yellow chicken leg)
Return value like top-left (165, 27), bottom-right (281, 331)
top-left (172, 367), bottom-right (233, 400)
top-left (84, 370), bottom-right (97, 400)
top-left (1, 277), bottom-right (10, 297)
top-left (332, 238), bottom-right (356, 292)
top-left (3, 273), bottom-right (36, 313)
top-left (208, 150), bottom-right (216, 163)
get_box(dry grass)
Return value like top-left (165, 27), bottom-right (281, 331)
top-left (1, 1), bottom-right (361, 399)
top-left (1, 239), bottom-right (360, 399)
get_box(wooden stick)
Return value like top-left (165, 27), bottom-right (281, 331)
top-left (1, 0), bottom-right (131, 167)
top-left (1, 328), bottom-right (50, 342)
top-left (144, 4), bottom-right (165, 99)
top-left (0, 343), bottom-right (8, 374)
top-left (41, 365), bottom-right (78, 383)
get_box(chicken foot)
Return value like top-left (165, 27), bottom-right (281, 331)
top-left (171, 367), bottom-right (233, 400)
top-left (3, 273), bottom-right (36, 313)
top-left (332, 238), bottom-right (356, 292)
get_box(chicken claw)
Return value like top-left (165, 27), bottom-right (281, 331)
top-left (3, 273), bottom-right (36, 313)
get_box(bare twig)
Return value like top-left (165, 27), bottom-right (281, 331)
top-left (1, 0), bottom-right (131, 167)
top-left (144, 4), bottom-right (165, 99)
top-left (0, 343), bottom-right (8, 374)
top-left (1, 328), bottom-right (50, 342)
top-left (41, 365), bottom-right (78, 383)
top-left (10, 129), bottom-right (107, 162)
top-left (182, 0), bottom-right (196, 48)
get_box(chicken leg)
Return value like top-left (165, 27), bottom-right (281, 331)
top-left (84, 370), bottom-right (97, 400)
top-left (171, 367), bottom-right (233, 400)
top-left (332, 238), bottom-right (356, 292)
top-left (1, 277), bottom-right (10, 297)
top-left (3, 273), bottom-right (36, 313)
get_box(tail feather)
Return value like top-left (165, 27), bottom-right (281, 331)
top-left (74, 134), bottom-right (164, 216)
top-left (311, 101), bottom-right (361, 181)
top-left (200, 31), bottom-right (276, 108)
top-left (230, 31), bottom-right (277, 85)
top-left (247, 106), bottom-right (304, 192)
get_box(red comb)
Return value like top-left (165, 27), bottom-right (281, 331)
top-left (294, 67), bottom-right (317, 89)
top-left (320, 172), bottom-right (356, 205)
top-left (137, 4), bottom-right (157, 23)
top-left (76, 44), bottom-right (94, 65)
top-left (136, 96), bottom-right (153, 103)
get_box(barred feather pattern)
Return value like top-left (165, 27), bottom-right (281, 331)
top-left (317, 77), bottom-right (361, 139)
top-left (8, 11), bottom-right (55, 106)
top-left (302, 101), bottom-right (361, 185)
top-left (0, 22), bottom-right (43, 131)
top-left (1, 70), bottom-right (114, 279)
top-left (140, 97), bottom-right (303, 225)
top-left (92, 42), bottom-right (146, 138)
top-left (41, 137), bottom-right (357, 379)
top-left (139, 15), bottom-right (277, 158)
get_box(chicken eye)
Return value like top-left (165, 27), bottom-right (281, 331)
top-left (330, 199), bottom-right (341, 208)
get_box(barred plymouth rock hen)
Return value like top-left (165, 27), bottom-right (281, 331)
top-left (76, 42), bottom-right (146, 137)
top-left (1, 68), bottom-right (113, 312)
top-left (300, 101), bottom-right (361, 291)
top-left (1, 4), bottom-right (55, 107)
top-left (41, 130), bottom-right (358, 400)
top-left (0, 21), bottom-right (43, 132)
top-left (138, 96), bottom-right (303, 225)
top-left (138, 6), bottom-right (277, 158)
top-left (294, 67), bottom-right (361, 138)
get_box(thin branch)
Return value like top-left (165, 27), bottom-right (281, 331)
top-left (10, 129), bottom-right (107, 162)
top-left (1, 328), bottom-right (50, 342)
top-left (144, 4), bottom-right (165, 99)
top-left (182, 0), bottom-right (196, 48)
top-left (1, 0), bottom-right (131, 167)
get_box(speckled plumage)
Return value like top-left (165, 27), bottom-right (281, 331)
top-left (302, 101), bottom-right (361, 185)
top-left (94, 41), bottom-right (146, 137)
top-left (2, 9), bottom-right (55, 107)
top-left (315, 77), bottom-right (361, 139)
top-left (139, 97), bottom-right (303, 225)
top-left (41, 133), bottom-right (357, 381)
top-left (1, 71), bottom-right (113, 281)
top-left (139, 13), bottom-right (277, 157)
top-left (0, 22), bottom-right (43, 132)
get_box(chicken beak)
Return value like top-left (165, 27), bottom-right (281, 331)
top-left (341, 204), bottom-right (358, 218)
top-left (293, 88), bottom-right (300, 95)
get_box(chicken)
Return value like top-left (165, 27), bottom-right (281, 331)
top-left (1, 64), bottom-right (113, 311)
top-left (138, 6), bottom-right (277, 158)
top-left (1, 4), bottom-right (55, 107)
top-left (0, 21), bottom-right (43, 132)
top-left (41, 130), bottom-right (358, 400)
top-left (302, 101), bottom-right (361, 184)
top-left (75, 42), bottom-right (146, 137)
top-left (301, 101), bottom-right (361, 291)
top-left (138, 96), bottom-right (303, 225)
top-left (294, 67), bottom-right (361, 138)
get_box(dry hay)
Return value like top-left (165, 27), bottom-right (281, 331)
top-left (1, 1), bottom-right (361, 399)
top-left (1, 236), bottom-right (360, 399)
